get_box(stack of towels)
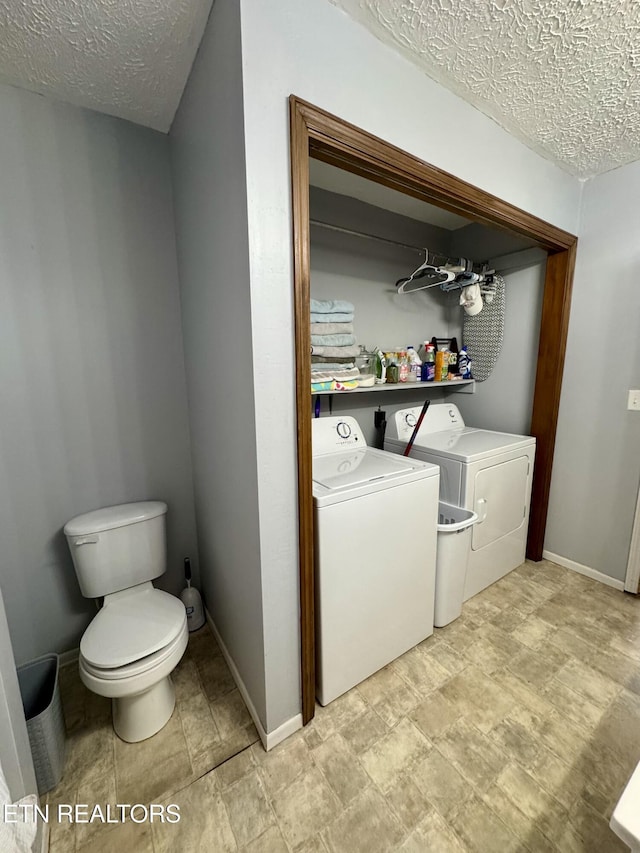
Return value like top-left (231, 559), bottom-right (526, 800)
top-left (310, 298), bottom-right (360, 392)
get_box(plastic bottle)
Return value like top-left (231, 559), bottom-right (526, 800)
top-left (375, 348), bottom-right (387, 384)
top-left (421, 344), bottom-right (435, 381)
top-left (398, 350), bottom-right (410, 383)
top-left (434, 349), bottom-right (445, 382)
top-left (407, 346), bottom-right (421, 382)
top-left (179, 557), bottom-right (205, 631)
top-left (448, 337), bottom-right (459, 377)
top-left (441, 351), bottom-right (450, 381)
top-left (386, 352), bottom-right (399, 384)
top-left (459, 345), bottom-right (472, 379)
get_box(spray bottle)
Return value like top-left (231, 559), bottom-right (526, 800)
top-left (374, 348), bottom-right (387, 384)
top-left (180, 557), bottom-right (205, 631)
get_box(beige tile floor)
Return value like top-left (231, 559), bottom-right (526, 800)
top-left (47, 624), bottom-right (259, 852)
top-left (47, 560), bottom-right (640, 852)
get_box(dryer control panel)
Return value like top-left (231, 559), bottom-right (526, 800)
top-left (387, 403), bottom-right (466, 441)
top-left (312, 416), bottom-right (366, 456)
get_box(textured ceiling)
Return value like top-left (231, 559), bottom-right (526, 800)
top-left (329, 0), bottom-right (640, 178)
top-left (0, 0), bottom-right (213, 131)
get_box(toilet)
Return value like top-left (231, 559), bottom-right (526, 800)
top-left (64, 501), bottom-right (188, 743)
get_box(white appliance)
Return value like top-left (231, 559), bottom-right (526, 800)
top-left (385, 404), bottom-right (535, 600)
top-left (611, 761), bottom-right (640, 850)
top-left (312, 416), bottom-right (439, 706)
top-left (64, 502), bottom-right (188, 743)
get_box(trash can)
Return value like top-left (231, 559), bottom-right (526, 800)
top-left (17, 653), bottom-right (66, 794)
top-left (434, 503), bottom-right (478, 628)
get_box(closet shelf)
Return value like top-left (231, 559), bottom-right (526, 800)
top-left (311, 379), bottom-right (475, 396)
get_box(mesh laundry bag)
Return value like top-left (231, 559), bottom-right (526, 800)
top-left (462, 274), bottom-right (506, 381)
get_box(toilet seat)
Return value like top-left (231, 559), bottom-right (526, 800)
top-left (79, 615), bottom-right (189, 740)
top-left (80, 584), bottom-right (186, 669)
top-left (80, 623), bottom-right (187, 681)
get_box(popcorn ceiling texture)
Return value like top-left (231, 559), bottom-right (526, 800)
top-left (0, 0), bottom-right (213, 131)
top-left (329, 0), bottom-right (640, 178)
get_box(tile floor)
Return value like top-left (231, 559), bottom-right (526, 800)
top-left (47, 624), bottom-right (259, 852)
top-left (47, 560), bottom-right (640, 852)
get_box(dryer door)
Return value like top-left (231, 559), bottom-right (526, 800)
top-left (471, 455), bottom-right (530, 551)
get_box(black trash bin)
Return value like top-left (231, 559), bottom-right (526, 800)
top-left (17, 653), bottom-right (66, 794)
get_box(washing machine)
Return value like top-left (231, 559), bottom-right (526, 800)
top-left (385, 403), bottom-right (535, 601)
top-left (312, 416), bottom-right (439, 706)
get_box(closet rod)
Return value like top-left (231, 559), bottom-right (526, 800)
top-left (309, 219), bottom-right (425, 255)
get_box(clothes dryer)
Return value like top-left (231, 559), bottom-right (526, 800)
top-left (313, 416), bottom-right (439, 706)
top-left (385, 404), bottom-right (535, 601)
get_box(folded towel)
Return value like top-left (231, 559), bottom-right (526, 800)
top-left (310, 322), bottom-right (354, 335)
top-left (311, 344), bottom-right (361, 358)
top-left (311, 381), bottom-right (336, 392)
top-left (310, 367), bottom-right (361, 382)
top-left (311, 380), bottom-right (359, 392)
top-left (311, 362), bottom-right (355, 371)
top-left (310, 312), bottom-right (354, 324)
top-left (310, 299), bottom-right (355, 315)
top-left (310, 333), bottom-right (356, 347)
top-left (312, 356), bottom-right (356, 365)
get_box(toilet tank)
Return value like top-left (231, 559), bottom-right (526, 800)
top-left (64, 502), bottom-right (167, 598)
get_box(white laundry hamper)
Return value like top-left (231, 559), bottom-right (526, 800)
top-left (434, 503), bottom-right (478, 627)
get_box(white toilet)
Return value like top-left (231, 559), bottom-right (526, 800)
top-left (64, 501), bottom-right (188, 743)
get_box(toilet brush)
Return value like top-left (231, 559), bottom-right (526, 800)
top-left (180, 557), bottom-right (205, 631)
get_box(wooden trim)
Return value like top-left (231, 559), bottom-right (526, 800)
top-left (290, 99), bottom-right (315, 725)
top-left (289, 95), bottom-right (578, 723)
top-left (295, 98), bottom-right (575, 252)
top-left (624, 482), bottom-right (640, 594)
top-left (527, 243), bottom-right (577, 559)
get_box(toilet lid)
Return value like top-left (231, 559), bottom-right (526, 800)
top-left (81, 588), bottom-right (186, 668)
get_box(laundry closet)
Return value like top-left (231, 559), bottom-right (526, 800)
top-left (307, 158), bottom-right (550, 706)
top-left (308, 159), bottom-right (548, 447)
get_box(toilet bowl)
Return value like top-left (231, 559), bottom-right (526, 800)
top-left (64, 501), bottom-right (189, 742)
top-left (79, 583), bottom-right (188, 742)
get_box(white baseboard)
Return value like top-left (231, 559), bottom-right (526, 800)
top-left (58, 647), bottom-right (79, 668)
top-left (204, 608), bottom-right (302, 752)
top-left (262, 712), bottom-right (304, 752)
top-left (542, 551), bottom-right (625, 591)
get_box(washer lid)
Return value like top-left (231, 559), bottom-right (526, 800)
top-left (407, 428), bottom-right (535, 463)
top-left (80, 587), bottom-right (185, 668)
top-left (64, 501), bottom-right (167, 536)
top-left (313, 446), bottom-right (438, 507)
top-left (314, 448), bottom-right (428, 490)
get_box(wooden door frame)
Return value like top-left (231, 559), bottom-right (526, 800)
top-left (290, 95), bottom-right (578, 724)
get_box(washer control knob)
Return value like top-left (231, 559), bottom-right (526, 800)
top-left (336, 421), bottom-right (352, 439)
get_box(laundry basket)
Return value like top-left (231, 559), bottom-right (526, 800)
top-left (17, 653), bottom-right (66, 794)
top-left (434, 503), bottom-right (478, 628)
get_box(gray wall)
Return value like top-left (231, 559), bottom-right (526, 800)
top-left (0, 85), bottom-right (198, 664)
top-left (310, 187), bottom-right (461, 352)
top-left (546, 162), bottom-right (640, 581)
top-left (170, 0), bottom-right (267, 724)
